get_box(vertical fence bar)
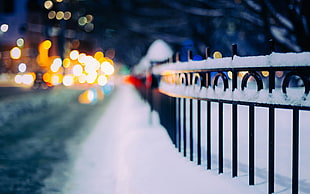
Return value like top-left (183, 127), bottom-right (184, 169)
top-left (178, 97), bottom-right (181, 152)
top-left (232, 103), bottom-right (238, 177)
top-left (268, 107), bottom-right (275, 194)
top-left (170, 96), bottom-right (177, 145)
top-left (190, 99), bottom-right (194, 161)
top-left (197, 99), bottom-right (202, 165)
top-left (207, 101), bottom-right (211, 169)
top-left (183, 98), bottom-right (187, 157)
top-left (292, 108), bottom-right (299, 194)
top-left (249, 105), bottom-right (255, 185)
top-left (269, 71), bottom-right (275, 93)
top-left (175, 97), bottom-right (179, 148)
top-left (219, 102), bottom-right (224, 174)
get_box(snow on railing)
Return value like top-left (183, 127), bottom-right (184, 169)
top-left (153, 51), bottom-right (310, 108)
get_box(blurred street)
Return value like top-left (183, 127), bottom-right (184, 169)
top-left (0, 86), bottom-right (112, 193)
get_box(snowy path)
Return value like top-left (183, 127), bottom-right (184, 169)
top-left (62, 84), bottom-right (262, 194)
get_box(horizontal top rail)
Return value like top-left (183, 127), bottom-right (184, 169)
top-left (153, 52), bottom-right (310, 74)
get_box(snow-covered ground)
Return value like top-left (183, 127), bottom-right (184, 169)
top-left (60, 84), bottom-right (263, 194)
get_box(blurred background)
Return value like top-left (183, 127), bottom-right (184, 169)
top-left (1, 0), bottom-right (310, 77)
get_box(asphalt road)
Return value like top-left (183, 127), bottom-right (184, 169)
top-left (0, 87), bottom-right (112, 193)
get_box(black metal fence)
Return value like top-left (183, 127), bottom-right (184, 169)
top-left (135, 44), bottom-right (310, 194)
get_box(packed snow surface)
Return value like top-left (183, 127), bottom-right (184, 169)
top-left (61, 84), bottom-right (262, 194)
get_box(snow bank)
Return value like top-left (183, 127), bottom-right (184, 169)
top-left (62, 84), bottom-right (262, 194)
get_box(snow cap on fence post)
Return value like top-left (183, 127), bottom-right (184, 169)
top-left (146, 39), bottom-right (173, 62)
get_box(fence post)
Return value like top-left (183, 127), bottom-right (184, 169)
top-left (292, 108), bottom-right (299, 194)
top-left (206, 47), bottom-right (211, 59)
top-left (232, 44), bottom-right (238, 177)
top-left (219, 102), bottom-right (224, 174)
top-left (249, 105), bottom-right (255, 185)
top-left (268, 39), bottom-right (275, 194)
top-left (197, 100), bottom-right (202, 165)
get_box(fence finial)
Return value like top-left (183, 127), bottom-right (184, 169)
top-left (232, 44), bottom-right (237, 59)
top-left (269, 39), bottom-right (275, 54)
top-left (188, 50), bottom-right (192, 61)
top-left (206, 47), bottom-right (211, 59)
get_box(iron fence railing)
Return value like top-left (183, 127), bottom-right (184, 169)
top-left (135, 43), bottom-right (310, 194)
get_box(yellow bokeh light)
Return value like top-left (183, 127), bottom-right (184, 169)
top-left (43, 72), bottom-right (51, 83)
top-left (64, 11), bottom-right (71, 20)
top-left (63, 58), bottom-right (71, 68)
top-left (10, 47), bottom-right (21, 59)
top-left (48, 11), bottom-right (56, 19)
top-left (42, 40), bottom-right (52, 49)
top-left (56, 0), bottom-right (63, 2)
top-left (228, 71), bottom-right (233, 79)
top-left (44, 0), bottom-right (53, 10)
top-left (238, 71), bottom-right (248, 78)
top-left (86, 14), bottom-right (94, 23)
top-left (261, 71), bottom-right (269, 77)
top-left (69, 50), bottom-right (79, 60)
top-left (94, 51), bottom-right (104, 60)
top-left (56, 11), bottom-right (64, 20)
top-left (213, 51), bottom-right (222, 59)
top-left (78, 89), bottom-right (95, 104)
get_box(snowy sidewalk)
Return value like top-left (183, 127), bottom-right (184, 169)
top-left (62, 84), bottom-right (262, 194)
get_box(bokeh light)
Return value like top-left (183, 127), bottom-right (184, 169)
top-left (56, 11), bottom-right (64, 20)
top-left (64, 11), bottom-right (72, 20)
top-left (78, 17), bottom-right (87, 26)
top-left (0, 24), bottom-right (9, 32)
top-left (44, 0), bottom-right (53, 10)
top-left (42, 40), bottom-right (52, 49)
top-left (73, 64), bottom-right (83, 76)
top-left (63, 58), bottom-right (71, 68)
top-left (18, 63), bottom-right (27, 73)
top-left (101, 61), bottom-right (115, 75)
top-left (10, 47), bottom-right (22, 59)
top-left (16, 38), bottom-right (24, 47)
top-left (84, 23), bottom-right (94, 32)
top-left (63, 74), bottom-right (74, 86)
top-left (86, 14), bottom-right (94, 23)
top-left (261, 71), bottom-right (269, 77)
top-left (70, 50), bottom-right (79, 60)
top-left (213, 51), bottom-right (222, 59)
top-left (98, 75), bottom-right (108, 86)
top-left (48, 11), bottom-right (56, 19)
